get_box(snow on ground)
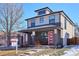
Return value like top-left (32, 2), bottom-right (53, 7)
top-left (62, 45), bottom-right (79, 56)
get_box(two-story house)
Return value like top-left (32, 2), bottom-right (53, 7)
top-left (20, 7), bottom-right (76, 47)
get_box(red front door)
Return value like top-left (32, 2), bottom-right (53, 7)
top-left (48, 31), bottom-right (54, 45)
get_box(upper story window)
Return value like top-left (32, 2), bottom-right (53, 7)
top-left (40, 17), bottom-right (44, 23)
top-left (64, 17), bottom-right (67, 29)
top-left (49, 15), bottom-right (55, 24)
top-left (27, 20), bottom-right (32, 28)
top-left (31, 19), bottom-right (35, 27)
top-left (31, 19), bottom-right (35, 23)
top-left (38, 10), bottom-right (46, 15)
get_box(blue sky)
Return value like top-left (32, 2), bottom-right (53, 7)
top-left (22, 3), bottom-right (79, 28)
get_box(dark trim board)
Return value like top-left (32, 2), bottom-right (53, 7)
top-left (35, 7), bottom-right (53, 13)
top-left (25, 11), bottom-right (63, 21)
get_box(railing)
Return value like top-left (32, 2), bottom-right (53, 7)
top-left (49, 22), bottom-right (61, 26)
top-left (27, 22), bottom-right (61, 28)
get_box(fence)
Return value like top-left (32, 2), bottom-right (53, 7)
top-left (67, 37), bottom-right (79, 45)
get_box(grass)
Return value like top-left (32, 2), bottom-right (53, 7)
top-left (0, 50), bottom-right (31, 56)
top-left (49, 48), bottom-right (69, 56)
top-left (31, 48), bottom-right (69, 56)
top-left (0, 50), bottom-right (16, 56)
top-left (0, 48), bottom-right (69, 56)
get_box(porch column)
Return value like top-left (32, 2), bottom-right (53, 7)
top-left (54, 29), bottom-right (59, 47)
top-left (28, 33), bottom-right (32, 46)
top-left (17, 33), bottom-right (23, 47)
top-left (22, 33), bottom-right (27, 47)
top-left (25, 33), bottom-right (28, 45)
top-left (31, 31), bottom-right (35, 46)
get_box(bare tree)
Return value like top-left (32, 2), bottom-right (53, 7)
top-left (0, 3), bottom-right (23, 46)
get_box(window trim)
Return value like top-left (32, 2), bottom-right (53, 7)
top-left (38, 10), bottom-right (46, 15)
top-left (39, 16), bottom-right (44, 23)
top-left (31, 19), bottom-right (35, 27)
top-left (49, 15), bottom-right (55, 24)
top-left (64, 17), bottom-right (67, 29)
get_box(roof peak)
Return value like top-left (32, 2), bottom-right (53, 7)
top-left (35, 7), bottom-right (53, 13)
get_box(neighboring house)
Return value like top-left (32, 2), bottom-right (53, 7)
top-left (19, 7), bottom-right (77, 47)
top-left (0, 32), bottom-right (6, 46)
top-left (0, 32), bottom-right (24, 47)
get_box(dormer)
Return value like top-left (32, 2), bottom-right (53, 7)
top-left (35, 7), bottom-right (53, 16)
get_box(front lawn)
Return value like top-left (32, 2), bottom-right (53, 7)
top-left (0, 50), bottom-right (16, 56)
top-left (0, 48), bottom-right (69, 56)
top-left (0, 49), bottom-right (34, 56)
top-left (31, 48), bottom-right (69, 56)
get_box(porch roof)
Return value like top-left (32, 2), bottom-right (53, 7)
top-left (19, 25), bottom-right (62, 33)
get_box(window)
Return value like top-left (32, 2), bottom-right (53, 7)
top-left (64, 18), bottom-right (67, 29)
top-left (31, 19), bottom-right (35, 27)
top-left (39, 32), bottom-right (48, 45)
top-left (40, 32), bottom-right (48, 40)
top-left (38, 10), bottom-right (45, 15)
top-left (49, 15), bottom-right (55, 24)
top-left (27, 20), bottom-right (32, 28)
top-left (40, 17), bottom-right (44, 23)
top-left (41, 32), bottom-right (48, 38)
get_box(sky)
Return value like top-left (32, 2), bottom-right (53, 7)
top-left (22, 3), bottom-right (79, 28)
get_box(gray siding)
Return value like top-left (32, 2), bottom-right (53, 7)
top-left (27, 13), bottom-right (60, 28)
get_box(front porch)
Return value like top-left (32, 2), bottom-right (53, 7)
top-left (20, 26), bottom-right (63, 48)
